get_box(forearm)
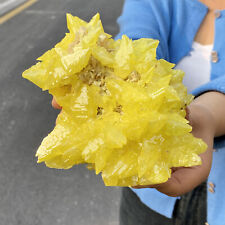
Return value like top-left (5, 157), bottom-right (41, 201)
top-left (192, 91), bottom-right (225, 137)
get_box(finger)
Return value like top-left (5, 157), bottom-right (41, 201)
top-left (185, 106), bottom-right (193, 126)
top-left (52, 97), bottom-right (62, 109)
top-left (132, 184), bottom-right (158, 189)
top-left (155, 164), bottom-right (209, 197)
top-left (132, 167), bottom-right (184, 190)
top-left (154, 167), bottom-right (196, 196)
top-left (144, 143), bottom-right (212, 196)
top-left (185, 106), bottom-right (190, 120)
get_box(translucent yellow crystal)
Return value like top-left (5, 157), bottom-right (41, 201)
top-left (22, 13), bottom-right (207, 186)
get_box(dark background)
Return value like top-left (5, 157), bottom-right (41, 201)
top-left (0, 0), bottom-right (124, 224)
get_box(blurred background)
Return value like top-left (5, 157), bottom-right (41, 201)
top-left (0, 0), bottom-right (124, 224)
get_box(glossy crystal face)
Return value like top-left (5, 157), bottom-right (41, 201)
top-left (22, 13), bottom-right (207, 186)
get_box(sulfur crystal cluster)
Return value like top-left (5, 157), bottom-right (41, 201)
top-left (22, 13), bottom-right (207, 186)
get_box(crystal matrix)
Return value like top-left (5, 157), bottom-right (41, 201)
top-left (22, 13), bottom-right (207, 186)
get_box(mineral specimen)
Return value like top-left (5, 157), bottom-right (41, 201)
top-left (22, 13), bottom-right (207, 186)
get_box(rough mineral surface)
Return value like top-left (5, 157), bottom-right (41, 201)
top-left (22, 13), bottom-right (207, 186)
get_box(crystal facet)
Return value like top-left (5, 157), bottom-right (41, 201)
top-left (22, 13), bottom-right (207, 186)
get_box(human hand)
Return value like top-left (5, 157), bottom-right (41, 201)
top-left (133, 103), bottom-right (215, 197)
top-left (52, 97), bottom-right (62, 110)
top-left (51, 92), bottom-right (220, 196)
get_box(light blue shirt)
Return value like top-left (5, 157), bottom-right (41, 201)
top-left (116, 0), bottom-right (225, 224)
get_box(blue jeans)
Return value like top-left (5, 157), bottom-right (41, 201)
top-left (119, 181), bottom-right (207, 225)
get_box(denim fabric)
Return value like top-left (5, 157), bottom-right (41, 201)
top-left (120, 188), bottom-right (173, 225)
top-left (120, 183), bottom-right (207, 225)
top-left (173, 181), bottom-right (207, 225)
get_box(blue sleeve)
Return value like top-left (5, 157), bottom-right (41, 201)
top-left (192, 75), bottom-right (225, 97)
top-left (115, 0), bottom-right (172, 60)
top-left (192, 75), bottom-right (225, 149)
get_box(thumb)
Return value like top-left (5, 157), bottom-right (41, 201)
top-left (155, 166), bottom-right (206, 197)
top-left (185, 106), bottom-right (193, 127)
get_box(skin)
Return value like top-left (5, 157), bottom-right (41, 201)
top-left (52, 0), bottom-right (225, 197)
top-left (52, 93), bottom-right (225, 197)
top-left (133, 0), bottom-right (225, 196)
top-left (134, 92), bottom-right (225, 197)
top-left (52, 98), bottom-right (61, 110)
top-left (195, 0), bottom-right (225, 45)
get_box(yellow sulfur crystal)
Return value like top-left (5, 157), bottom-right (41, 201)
top-left (22, 13), bottom-right (207, 186)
